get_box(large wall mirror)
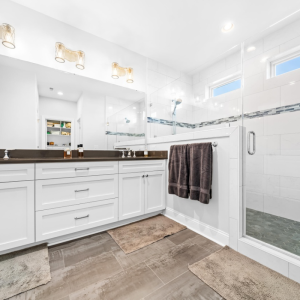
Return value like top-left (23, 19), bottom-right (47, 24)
top-left (0, 55), bottom-right (146, 150)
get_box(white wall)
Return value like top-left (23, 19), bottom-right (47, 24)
top-left (0, 65), bottom-right (38, 149)
top-left (0, 0), bottom-right (147, 93)
top-left (39, 96), bottom-right (77, 148)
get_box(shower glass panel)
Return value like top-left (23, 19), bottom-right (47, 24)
top-left (242, 13), bottom-right (300, 258)
top-left (148, 45), bottom-right (242, 138)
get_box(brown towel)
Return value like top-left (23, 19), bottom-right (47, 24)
top-left (168, 145), bottom-right (189, 198)
top-left (187, 142), bottom-right (213, 204)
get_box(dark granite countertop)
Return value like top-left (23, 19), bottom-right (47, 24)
top-left (0, 150), bottom-right (168, 164)
top-left (0, 156), bottom-right (166, 164)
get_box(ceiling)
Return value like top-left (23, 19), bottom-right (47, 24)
top-left (0, 55), bottom-right (144, 102)
top-left (11, 0), bottom-right (300, 74)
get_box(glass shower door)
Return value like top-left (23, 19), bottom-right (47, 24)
top-left (242, 14), bottom-right (300, 258)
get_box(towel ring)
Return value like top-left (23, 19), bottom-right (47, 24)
top-left (212, 142), bottom-right (218, 147)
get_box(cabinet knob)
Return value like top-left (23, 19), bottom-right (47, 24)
top-left (142, 175), bottom-right (145, 178)
top-left (146, 174), bottom-right (148, 177)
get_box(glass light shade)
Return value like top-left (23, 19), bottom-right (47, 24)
top-left (112, 62), bottom-right (119, 79)
top-left (76, 51), bottom-right (85, 70)
top-left (2, 24), bottom-right (15, 49)
top-left (55, 42), bottom-right (65, 63)
top-left (126, 67), bottom-right (134, 83)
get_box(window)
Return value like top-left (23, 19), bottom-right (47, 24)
top-left (275, 55), bottom-right (300, 76)
top-left (212, 79), bottom-right (241, 97)
top-left (267, 46), bottom-right (300, 78)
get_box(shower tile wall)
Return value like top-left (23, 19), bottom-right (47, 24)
top-left (192, 50), bottom-right (242, 130)
top-left (147, 59), bottom-right (194, 137)
top-left (147, 49), bottom-right (243, 138)
top-left (244, 18), bottom-right (300, 234)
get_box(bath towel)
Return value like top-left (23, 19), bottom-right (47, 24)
top-left (168, 144), bottom-right (189, 198)
top-left (187, 142), bottom-right (213, 204)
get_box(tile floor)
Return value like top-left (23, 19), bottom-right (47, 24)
top-left (247, 208), bottom-right (300, 256)
top-left (9, 228), bottom-right (224, 300)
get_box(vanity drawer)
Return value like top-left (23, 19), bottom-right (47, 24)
top-left (36, 175), bottom-right (118, 211)
top-left (0, 164), bottom-right (34, 183)
top-left (36, 198), bottom-right (118, 241)
top-left (119, 160), bottom-right (165, 174)
top-left (36, 161), bottom-right (118, 180)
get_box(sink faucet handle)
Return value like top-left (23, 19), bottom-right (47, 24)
top-left (133, 151), bottom-right (136, 158)
top-left (127, 150), bottom-right (132, 158)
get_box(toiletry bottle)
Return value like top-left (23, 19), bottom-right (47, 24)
top-left (144, 147), bottom-right (148, 157)
top-left (78, 144), bottom-right (84, 158)
top-left (64, 148), bottom-right (72, 159)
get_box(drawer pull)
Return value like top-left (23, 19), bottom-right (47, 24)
top-left (75, 168), bottom-right (89, 171)
top-left (75, 188), bottom-right (89, 193)
top-left (75, 214), bottom-right (89, 220)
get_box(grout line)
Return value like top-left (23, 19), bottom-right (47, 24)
top-left (111, 250), bottom-right (124, 272)
top-left (146, 262), bottom-right (165, 285)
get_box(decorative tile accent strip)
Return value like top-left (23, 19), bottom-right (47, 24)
top-left (244, 103), bottom-right (300, 119)
top-left (147, 102), bottom-right (300, 129)
top-left (194, 115), bottom-right (241, 128)
top-left (105, 131), bottom-right (145, 137)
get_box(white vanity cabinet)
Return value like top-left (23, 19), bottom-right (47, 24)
top-left (0, 164), bottom-right (35, 252)
top-left (0, 159), bottom-right (166, 253)
top-left (119, 160), bottom-right (166, 220)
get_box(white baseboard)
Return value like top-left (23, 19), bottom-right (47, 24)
top-left (164, 207), bottom-right (229, 246)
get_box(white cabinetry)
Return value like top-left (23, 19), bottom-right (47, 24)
top-left (1, 159), bottom-right (166, 253)
top-left (119, 172), bottom-right (145, 220)
top-left (145, 171), bottom-right (165, 214)
top-left (0, 180), bottom-right (34, 252)
top-left (118, 160), bottom-right (166, 221)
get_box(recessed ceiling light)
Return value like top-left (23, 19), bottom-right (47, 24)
top-left (222, 23), bottom-right (234, 33)
top-left (247, 46), bottom-right (256, 52)
top-left (133, 107), bottom-right (136, 109)
top-left (57, 91), bottom-right (63, 95)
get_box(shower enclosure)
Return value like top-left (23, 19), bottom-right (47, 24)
top-left (242, 14), bottom-right (300, 258)
top-left (147, 11), bottom-right (300, 261)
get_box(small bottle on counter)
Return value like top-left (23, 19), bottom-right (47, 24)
top-left (144, 147), bottom-right (148, 157)
top-left (64, 148), bottom-right (72, 159)
top-left (78, 144), bottom-right (84, 158)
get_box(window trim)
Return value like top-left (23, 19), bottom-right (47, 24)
top-left (205, 72), bottom-right (241, 99)
top-left (266, 45), bottom-right (300, 78)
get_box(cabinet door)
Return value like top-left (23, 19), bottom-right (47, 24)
top-left (145, 171), bottom-right (165, 214)
top-left (119, 172), bottom-right (145, 220)
top-left (0, 181), bottom-right (34, 252)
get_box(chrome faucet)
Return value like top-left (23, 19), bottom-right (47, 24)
top-left (3, 149), bottom-right (13, 160)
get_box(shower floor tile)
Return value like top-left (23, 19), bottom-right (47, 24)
top-left (246, 208), bottom-right (300, 256)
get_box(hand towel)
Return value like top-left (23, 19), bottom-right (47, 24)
top-left (168, 144), bottom-right (189, 198)
top-left (187, 142), bottom-right (213, 204)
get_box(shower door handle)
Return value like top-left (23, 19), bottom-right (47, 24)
top-left (247, 131), bottom-right (256, 155)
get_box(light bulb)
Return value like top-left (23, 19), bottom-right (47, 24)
top-left (76, 51), bottom-right (85, 70)
top-left (2, 24), bottom-right (15, 49)
top-left (112, 62), bottom-right (119, 79)
top-left (55, 42), bottom-right (65, 63)
top-left (126, 67), bottom-right (134, 83)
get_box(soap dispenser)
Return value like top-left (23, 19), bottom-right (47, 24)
top-left (78, 144), bottom-right (84, 158)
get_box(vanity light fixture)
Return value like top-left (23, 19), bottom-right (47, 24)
top-left (55, 42), bottom-right (85, 70)
top-left (0, 23), bottom-right (15, 49)
top-left (111, 62), bottom-right (134, 83)
top-left (222, 23), bottom-right (234, 33)
top-left (57, 91), bottom-right (63, 95)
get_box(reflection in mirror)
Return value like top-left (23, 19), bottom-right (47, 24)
top-left (0, 55), bottom-right (145, 150)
